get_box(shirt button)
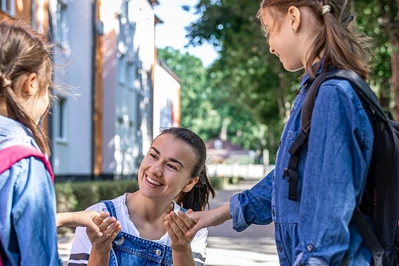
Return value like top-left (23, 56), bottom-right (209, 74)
top-left (306, 244), bottom-right (314, 252)
top-left (277, 245), bottom-right (283, 253)
top-left (272, 208), bottom-right (275, 216)
top-left (272, 175), bottom-right (275, 181)
top-left (155, 249), bottom-right (162, 256)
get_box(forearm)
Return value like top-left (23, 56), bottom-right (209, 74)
top-left (87, 249), bottom-right (111, 266)
top-left (172, 247), bottom-right (195, 266)
top-left (214, 203), bottom-right (232, 225)
top-left (56, 212), bottom-right (70, 227)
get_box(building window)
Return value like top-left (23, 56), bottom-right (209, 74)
top-left (49, 0), bottom-right (69, 49)
top-left (1, 0), bottom-right (15, 16)
top-left (55, 97), bottom-right (67, 141)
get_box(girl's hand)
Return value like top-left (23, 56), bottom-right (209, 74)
top-left (57, 210), bottom-right (105, 236)
top-left (165, 210), bottom-right (196, 251)
top-left (86, 213), bottom-right (121, 254)
top-left (185, 203), bottom-right (231, 237)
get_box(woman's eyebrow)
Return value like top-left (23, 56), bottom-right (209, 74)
top-left (150, 147), bottom-right (184, 168)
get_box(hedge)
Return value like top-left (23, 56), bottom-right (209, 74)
top-left (55, 177), bottom-right (223, 213)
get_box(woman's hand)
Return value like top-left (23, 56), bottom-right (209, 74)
top-left (165, 210), bottom-right (196, 251)
top-left (86, 213), bottom-right (121, 254)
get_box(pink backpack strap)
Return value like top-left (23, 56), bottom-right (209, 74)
top-left (0, 145), bottom-right (54, 182)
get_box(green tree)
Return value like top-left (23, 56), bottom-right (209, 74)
top-left (356, 0), bottom-right (394, 115)
top-left (158, 46), bottom-right (220, 140)
top-left (158, 47), bottom-right (271, 162)
top-left (182, 0), bottom-right (399, 165)
top-left (186, 0), bottom-right (299, 162)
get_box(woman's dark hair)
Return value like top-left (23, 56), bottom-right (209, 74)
top-left (0, 20), bottom-right (54, 154)
top-left (257, 0), bottom-right (371, 79)
top-left (159, 127), bottom-right (216, 211)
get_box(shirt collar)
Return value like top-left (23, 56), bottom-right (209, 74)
top-left (0, 115), bottom-right (33, 138)
top-left (299, 60), bottom-right (326, 90)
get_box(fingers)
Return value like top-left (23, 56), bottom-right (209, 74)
top-left (165, 211), bottom-right (196, 242)
top-left (87, 213), bottom-right (121, 247)
top-left (176, 211), bottom-right (196, 230)
top-left (90, 212), bottom-right (118, 238)
top-left (186, 223), bottom-right (203, 238)
top-left (165, 211), bottom-right (195, 251)
top-left (87, 211), bottom-right (109, 237)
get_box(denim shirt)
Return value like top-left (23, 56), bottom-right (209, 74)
top-left (230, 71), bottom-right (374, 266)
top-left (0, 115), bottom-right (60, 266)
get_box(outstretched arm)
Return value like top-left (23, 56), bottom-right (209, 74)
top-left (185, 203), bottom-right (231, 237)
top-left (56, 210), bottom-right (104, 237)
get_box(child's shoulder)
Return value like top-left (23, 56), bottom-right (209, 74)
top-left (318, 76), bottom-right (361, 102)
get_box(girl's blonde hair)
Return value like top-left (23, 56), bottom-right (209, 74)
top-left (0, 20), bottom-right (54, 155)
top-left (257, 0), bottom-right (371, 79)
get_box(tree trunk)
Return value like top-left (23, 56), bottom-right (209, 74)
top-left (392, 42), bottom-right (399, 121)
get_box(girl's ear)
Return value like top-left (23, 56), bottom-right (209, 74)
top-left (288, 6), bottom-right (301, 32)
top-left (182, 177), bottom-right (199, 193)
top-left (22, 73), bottom-right (38, 97)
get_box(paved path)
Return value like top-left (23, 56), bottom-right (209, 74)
top-left (204, 180), bottom-right (278, 266)
top-left (58, 179), bottom-right (279, 266)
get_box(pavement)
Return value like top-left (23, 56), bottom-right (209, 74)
top-left (57, 179), bottom-right (279, 266)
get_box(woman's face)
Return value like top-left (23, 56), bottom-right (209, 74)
top-left (138, 133), bottom-right (199, 201)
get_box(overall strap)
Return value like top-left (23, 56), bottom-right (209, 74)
top-left (0, 145), bottom-right (54, 182)
top-left (102, 200), bottom-right (117, 219)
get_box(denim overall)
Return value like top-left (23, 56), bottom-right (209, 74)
top-left (103, 200), bottom-right (174, 266)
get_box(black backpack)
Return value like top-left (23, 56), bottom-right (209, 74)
top-left (285, 69), bottom-right (399, 266)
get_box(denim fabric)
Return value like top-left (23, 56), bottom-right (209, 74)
top-left (104, 200), bottom-right (174, 266)
top-left (0, 115), bottom-right (60, 266)
top-left (230, 71), bottom-right (374, 266)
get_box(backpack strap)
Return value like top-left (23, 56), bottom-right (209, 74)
top-left (352, 207), bottom-right (384, 266)
top-left (320, 69), bottom-right (387, 122)
top-left (0, 145), bottom-right (54, 182)
top-left (285, 71), bottom-right (331, 201)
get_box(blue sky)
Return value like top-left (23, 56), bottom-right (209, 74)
top-left (153, 0), bottom-right (219, 67)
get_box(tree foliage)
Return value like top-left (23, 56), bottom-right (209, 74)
top-left (185, 0), bottom-right (300, 162)
top-left (159, 0), bottom-right (399, 165)
top-left (158, 47), bottom-right (220, 140)
top-left (158, 47), bottom-right (270, 162)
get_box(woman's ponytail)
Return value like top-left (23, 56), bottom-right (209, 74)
top-left (176, 165), bottom-right (216, 211)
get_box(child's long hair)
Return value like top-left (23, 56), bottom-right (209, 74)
top-left (158, 127), bottom-right (216, 211)
top-left (0, 21), bottom-right (53, 155)
top-left (258, 0), bottom-right (371, 79)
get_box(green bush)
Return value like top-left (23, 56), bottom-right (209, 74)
top-left (55, 177), bottom-right (225, 213)
top-left (55, 180), bottom-right (139, 212)
top-left (209, 176), bottom-right (223, 190)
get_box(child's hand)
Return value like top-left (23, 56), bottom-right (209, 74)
top-left (87, 213), bottom-right (121, 254)
top-left (57, 210), bottom-right (105, 236)
top-left (165, 210), bottom-right (196, 252)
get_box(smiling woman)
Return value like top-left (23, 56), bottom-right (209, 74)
top-left (68, 127), bottom-right (216, 266)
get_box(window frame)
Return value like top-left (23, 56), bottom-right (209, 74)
top-left (1, 0), bottom-right (15, 17)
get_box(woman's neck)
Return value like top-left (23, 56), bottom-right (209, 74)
top-left (126, 192), bottom-right (174, 240)
top-left (126, 192), bottom-right (174, 223)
